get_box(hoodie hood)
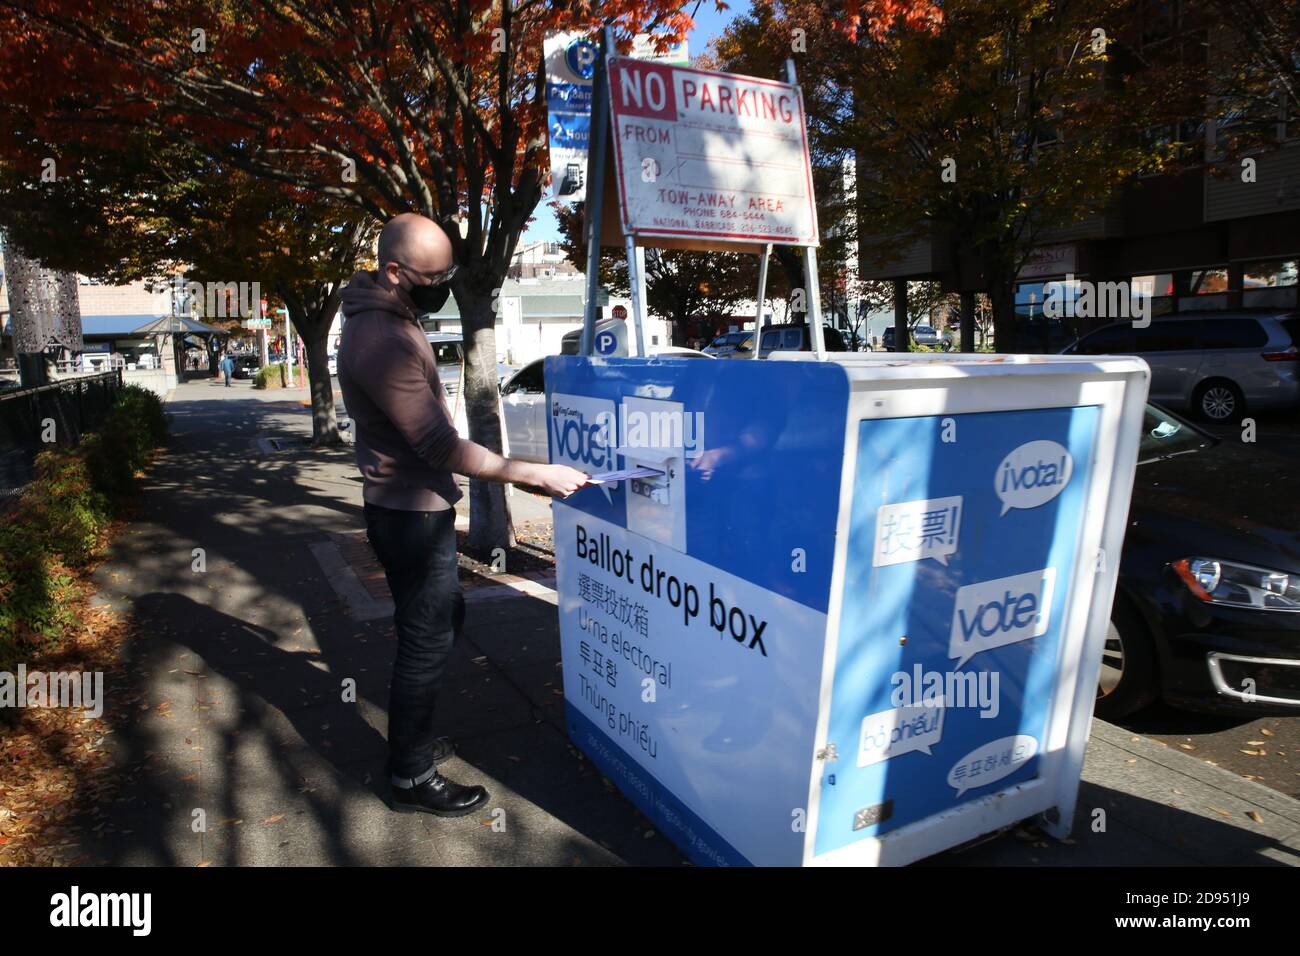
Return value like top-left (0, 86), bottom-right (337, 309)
top-left (340, 270), bottom-right (416, 321)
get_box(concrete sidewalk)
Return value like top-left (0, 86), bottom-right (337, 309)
top-left (75, 380), bottom-right (1300, 866)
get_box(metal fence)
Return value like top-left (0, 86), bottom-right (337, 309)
top-left (0, 370), bottom-right (125, 495)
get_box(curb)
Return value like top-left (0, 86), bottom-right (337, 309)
top-left (1090, 718), bottom-right (1300, 828)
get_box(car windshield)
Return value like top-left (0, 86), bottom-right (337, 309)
top-left (1139, 403), bottom-right (1215, 463)
top-left (711, 332), bottom-right (749, 347)
top-left (429, 342), bottom-right (460, 366)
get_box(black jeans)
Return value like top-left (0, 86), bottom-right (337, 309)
top-left (363, 502), bottom-right (465, 778)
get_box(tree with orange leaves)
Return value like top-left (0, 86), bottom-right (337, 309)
top-left (0, 0), bottom-right (947, 549)
top-left (0, 1), bottom-right (700, 552)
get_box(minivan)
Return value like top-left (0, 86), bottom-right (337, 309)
top-left (1061, 311), bottom-right (1300, 422)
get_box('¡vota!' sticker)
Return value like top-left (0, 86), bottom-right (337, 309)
top-left (995, 440), bottom-right (1073, 515)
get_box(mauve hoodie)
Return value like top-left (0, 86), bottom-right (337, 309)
top-left (337, 271), bottom-right (488, 511)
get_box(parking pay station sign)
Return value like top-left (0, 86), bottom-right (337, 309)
top-left (608, 58), bottom-right (819, 247)
top-left (544, 33), bottom-right (689, 205)
top-left (544, 33), bottom-right (597, 203)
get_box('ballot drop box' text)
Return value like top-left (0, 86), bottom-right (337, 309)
top-left (549, 351), bottom-right (1149, 865)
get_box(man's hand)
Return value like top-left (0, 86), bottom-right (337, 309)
top-left (528, 463), bottom-right (589, 498)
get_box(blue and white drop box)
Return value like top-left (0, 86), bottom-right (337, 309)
top-left (548, 351), bottom-right (1149, 866)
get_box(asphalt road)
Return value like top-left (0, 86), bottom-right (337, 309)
top-left (1198, 406), bottom-right (1300, 461)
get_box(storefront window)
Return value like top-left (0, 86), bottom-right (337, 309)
top-left (1244, 258), bottom-right (1299, 308)
top-left (1015, 278), bottom-right (1084, 319)
top-left (1244, 259), bottom-right (1299, 288)
top-left (1189, 268), bottom-right (1228, 294)
top-left (1131, 274), bottom-right (1174, 298)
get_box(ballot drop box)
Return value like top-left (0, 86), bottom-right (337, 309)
top-left (549, 350), bottom-right (1150, 866)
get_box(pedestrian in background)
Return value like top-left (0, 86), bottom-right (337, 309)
top-left (220, 351), bottom-right (235, 387)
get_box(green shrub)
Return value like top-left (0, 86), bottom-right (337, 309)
top-left (26, 449), bottom-right (110, 565)
top-left (114, 384), bottom-right (169, 446)
top-left (253, 365), bottom-right (284, 389)
top-left (0, 383), bottom-right (168, 674)
top-left (81, 384), bottom-right (168, 498)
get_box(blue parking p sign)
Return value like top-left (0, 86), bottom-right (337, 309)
top-left (595, 330), bottom-right (618, 355)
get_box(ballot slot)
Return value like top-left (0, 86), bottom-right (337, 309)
top-left (618, 445), bottom-right (683, 550)
top-left (618, 396), bottom-right (687, 552)
top-left (630, 471), bottom-right (669, 505)
top-left (586, 465), bottom-right (665, 486)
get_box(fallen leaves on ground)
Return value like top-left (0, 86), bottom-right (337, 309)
top-left (0, 596), bottom-right (130, 866)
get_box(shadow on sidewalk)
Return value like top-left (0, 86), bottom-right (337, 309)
top-left (97, 590), bottom-right (394, 866)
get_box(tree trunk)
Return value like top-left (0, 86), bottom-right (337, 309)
top-left (960, 291), bottom-right (976, 352)
top-left (280, 284), bottom-right (341, 446)
top-left (460, 291), bottom-right (514, 558)
top-left (893, 279), bottom-right (909, 352)
top-left (302, 330), bottom-right (341, 446)
top-left (988, 281), bottom-right (1017, 354)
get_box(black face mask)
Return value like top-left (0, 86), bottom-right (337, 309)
top-left (409, 282), bottom-right (450, 314)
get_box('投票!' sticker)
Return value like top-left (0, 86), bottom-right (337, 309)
top-left (872, 495), bottom-right (961, 567)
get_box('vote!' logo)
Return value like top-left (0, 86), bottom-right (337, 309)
top-left (549, 393), bottom-right (618, 506)
top-left (948, 567), bottom-right (1056, 669)
top-left (549, 393), bottom-right (616, 471)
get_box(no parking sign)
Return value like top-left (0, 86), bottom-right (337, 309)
top-left (607, 58), bottom-right (819, 247)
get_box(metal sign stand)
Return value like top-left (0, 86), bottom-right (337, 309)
top-left (579, 25), bottom-right (615, 357)
top-left (625, 237), bottom-right (649, 356)
top-left (786, 59), bottom-right (826, 360)
top-left (750, 243), bottom-right (772, 360)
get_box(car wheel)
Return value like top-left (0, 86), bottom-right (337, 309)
top-left (1094, 597), bottom-right (1159, 721)
top-left (1193, 379), bottom-right (1244, 424)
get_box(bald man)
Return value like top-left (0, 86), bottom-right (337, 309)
top-left (338, 213), bottom-right (587, 817)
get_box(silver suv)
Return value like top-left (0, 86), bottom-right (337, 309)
top-left (1062, 311), bottom-right (1300, 422)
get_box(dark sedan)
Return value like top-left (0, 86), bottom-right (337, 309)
top-left (231, 355), bottom-right (260, 379)
top-left (1097, 402), bottom-right (1300, 719)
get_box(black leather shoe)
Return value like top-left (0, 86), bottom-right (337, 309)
top-left (390, 770), bottom-right (489, 817)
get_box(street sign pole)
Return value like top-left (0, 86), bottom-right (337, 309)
top-left (579, 25), bottom-right (615, 357)
top-left (751, 243), bottom-right (772, 360)
top-left (625, 237), bottom-right (648, 356)
top-left (786, 59), bottom-right (826, 360)
top-left (283, 308), bottom-right (294, 387)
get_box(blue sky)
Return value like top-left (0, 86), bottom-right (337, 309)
top-left (523, 2), bottom-right (745, 245)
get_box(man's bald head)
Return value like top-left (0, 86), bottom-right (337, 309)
top-left (377, 213), bottom-right (453, 288)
